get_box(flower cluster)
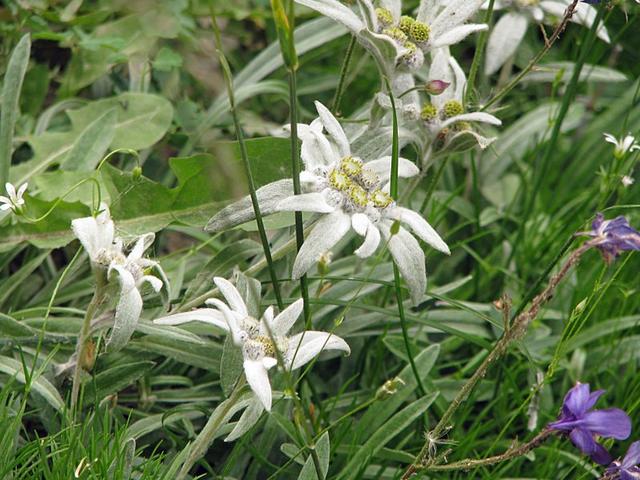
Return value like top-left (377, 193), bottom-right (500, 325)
top-left (0, 182), bottom-right (27, 214)
top-left (579, 213), bottom-right (640, 264)
top-left (72, 204), bottom-right (168, 351)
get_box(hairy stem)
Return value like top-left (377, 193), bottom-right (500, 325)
top-left (176, 381), bottom-right (246, 480)
top-left (70, 272), bottom-right (105, 415)
top-left (401, 244), bottom-right (590, 478)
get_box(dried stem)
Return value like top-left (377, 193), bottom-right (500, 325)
top-left (401, 244), bottom-right (590, 479)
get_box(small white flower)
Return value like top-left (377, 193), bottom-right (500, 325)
top-left (604, 133), bottom-right (640, 158)
top-left (622, 175), bottom-right (635, 188)
top-left (155, 277), bottom-right (350, 413)
top-left (72, 204), bottom-right (167, 350)
top-left (276, 101), bottom-right (450, 303)
top-left (484, 0), bottom-right (610, 75)
top-left (0, 182), bottom-right (28, 213)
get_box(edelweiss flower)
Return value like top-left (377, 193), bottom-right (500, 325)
top-left (484, 0), bottom-right (610, 75)
top-left (548, 382), bottom-right (631, 465)
top-left (206, 102), bottom-right (450, 303)
top-left (155, 277), bottom-right (350, 412)
top-left (419, 49), bottom-right (502, 150)
top-left (277, 102), bottom-right (449, 303)
top-left (622, 175), bottom-right (635, 188)
top-left (295, 0), bottom-right (486, 91)
top-left (0, 182), bottom-right (27, 213)
top-left (604, 133), bottom-right (640, 158)
top-left (72, 204), bottom-right (167, 350)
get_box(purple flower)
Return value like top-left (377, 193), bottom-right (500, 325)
top-left (607, 441), bottom-right (640, 480)
top-left (579, 213), bottom-right (640, 264)
top-left (548, 383), bottom-right (631, 465)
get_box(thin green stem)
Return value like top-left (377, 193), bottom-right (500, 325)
top-left (506, 2), bottom-right (604, 267)
top-left (331, 35), bottom-right (357, 114)
top-left (211, 14), bottom-right (284, 310)
top-left (70, 272), bottom-right (106, 415)
top-left (465, 0), bottom-right (495, 105)
top-left (482, 0), bottom-right (580, 110)
top-left (386, 79), bottom-right (425, 396)
top-left (176, 380), bottom-right (246, 480)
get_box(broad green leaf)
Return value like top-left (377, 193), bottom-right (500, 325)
top-left (10, 93), bottom-right (173, 186)
top-left (0, 34), bottom-right (31, 186)
top-left (338, 394), bottom-right (438, 480)
top-left (82, 360), bottom-right (155, 407)
top-left (0, 355), bottom-right (64, 411)
top-left (298, 432), bottom-right (330, 480)
top-left (0, 138), bottom-right (289, 251)
top-left (61, 108), bottom-right (117, 171)
top-left (0, 313), bottom-right (35, 337)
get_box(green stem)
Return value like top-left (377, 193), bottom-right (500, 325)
top-left (506, 2), bottom-right (604, 268)
top-left (386, 80), bottom-right (425, 396)
top-left (482, 0), bottom-right (580, 110)
top-left (401, 245), bottom-right (589, 478)
top-left (465, 0), bottom-right (495, 105)
top-left (70, 272), bottom-right (105, 415)
top-left (176, 380), bottom-right (246, 480)
top-left (331, 35), bottom-right (357, 114)
top-left (211, 14), bottom-right (284, 310)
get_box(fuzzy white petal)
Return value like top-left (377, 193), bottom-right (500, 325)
top-left (295, 0), bottom-right (365, 33)
top-left (431, 0), bottom-right (486, 36)
top-left (440, 112), bottom-right (502, 130)
top-left (265, 299), bottom-right (304, 336)
top-left (213, 277), bottom-right (248, 316)
top-left (433, 24), bottom-right (488, 48)
top-left (385, 206), bottom-right (450, 254)
top-left (314, 101), bottom-right (350, 158)
top-left (243, 359), bottom-right (273, 411)
top-left (485, 12), bottom-right (529, 75)
top-left (153, 308), bottom-right (229, 331)
top-left (292, 211), bottom-right (351, 279)
top-left (225, 396), bottom-right (265, 442)
top-left (354, 220), bottom-right (381, 258)
top-left (381, 223), bottom-right (427, 305)
top-left (276, 193), bottom-right (335, 213)
top-left (286, 331), bottom-right (350, 371)
top-left (107, 264), bottom-right (143, 351)
top-left (366, 157), bottom-right (420, 182)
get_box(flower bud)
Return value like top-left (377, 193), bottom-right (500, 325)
top-left (132, 166), bottom-right (143, 180)
top-left (376, 377), bottom-right (405, 400)
top-left (425, 80), bottom-right (450, 96)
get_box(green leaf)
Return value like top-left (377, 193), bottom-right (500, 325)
top-left (0, 138), bottom-right (290, 251)
top-left (0, 355), bottom-right (64, 411)
top-left (10, 93), bottom-right (173, 186)
top-left (338, 394), bottom-right (438, 480)
top-left (0, 34), bottom-right (31, 186)
top-left (125, 410), bottom-right (205, 440)
top-left (61, 108), bottom-right (117, 171)
top-left (298, 432), bottom-right (330, 480)
top-left (82, 360), bottom-right (155, 407)
top-left (0, 313), bottom-right (35, 337)
top-left (220, 337), bottom-right (244, 397)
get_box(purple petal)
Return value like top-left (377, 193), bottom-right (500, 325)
top-left (592, 213), bottom-right (605, 231)
top-left (621, 470), bottom-right (640, 480)
top-left (570, 427), bottom-right (597, 455)
top-left (623, 441), bottom-right (640, 469)
top-left (581, 408), bottom-right (632, 440)
top-left (584, 389), bottom-right (606, 412)
top-left (591, 442), bottom-right (613, 465)
top-left (563, 383), bottom-right (592, 417)
top-left (549, 418), bottom-right (574, 432)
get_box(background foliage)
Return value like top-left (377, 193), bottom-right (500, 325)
top-left (0, 0), bottom-right (639, 479)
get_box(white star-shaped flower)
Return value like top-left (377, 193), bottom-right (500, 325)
top-left (276, 101), bottom-right (450, 302)
top-left (155, 276), bottom-right (350, 412)
top-left (0, 182), bottom-right (28, 213)
top-left (484, 0), bottom-right (610, 75)
top-left (72, 204), bottom-right (168, 350)
top-left (604, 133), bottom-right (640, 158)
